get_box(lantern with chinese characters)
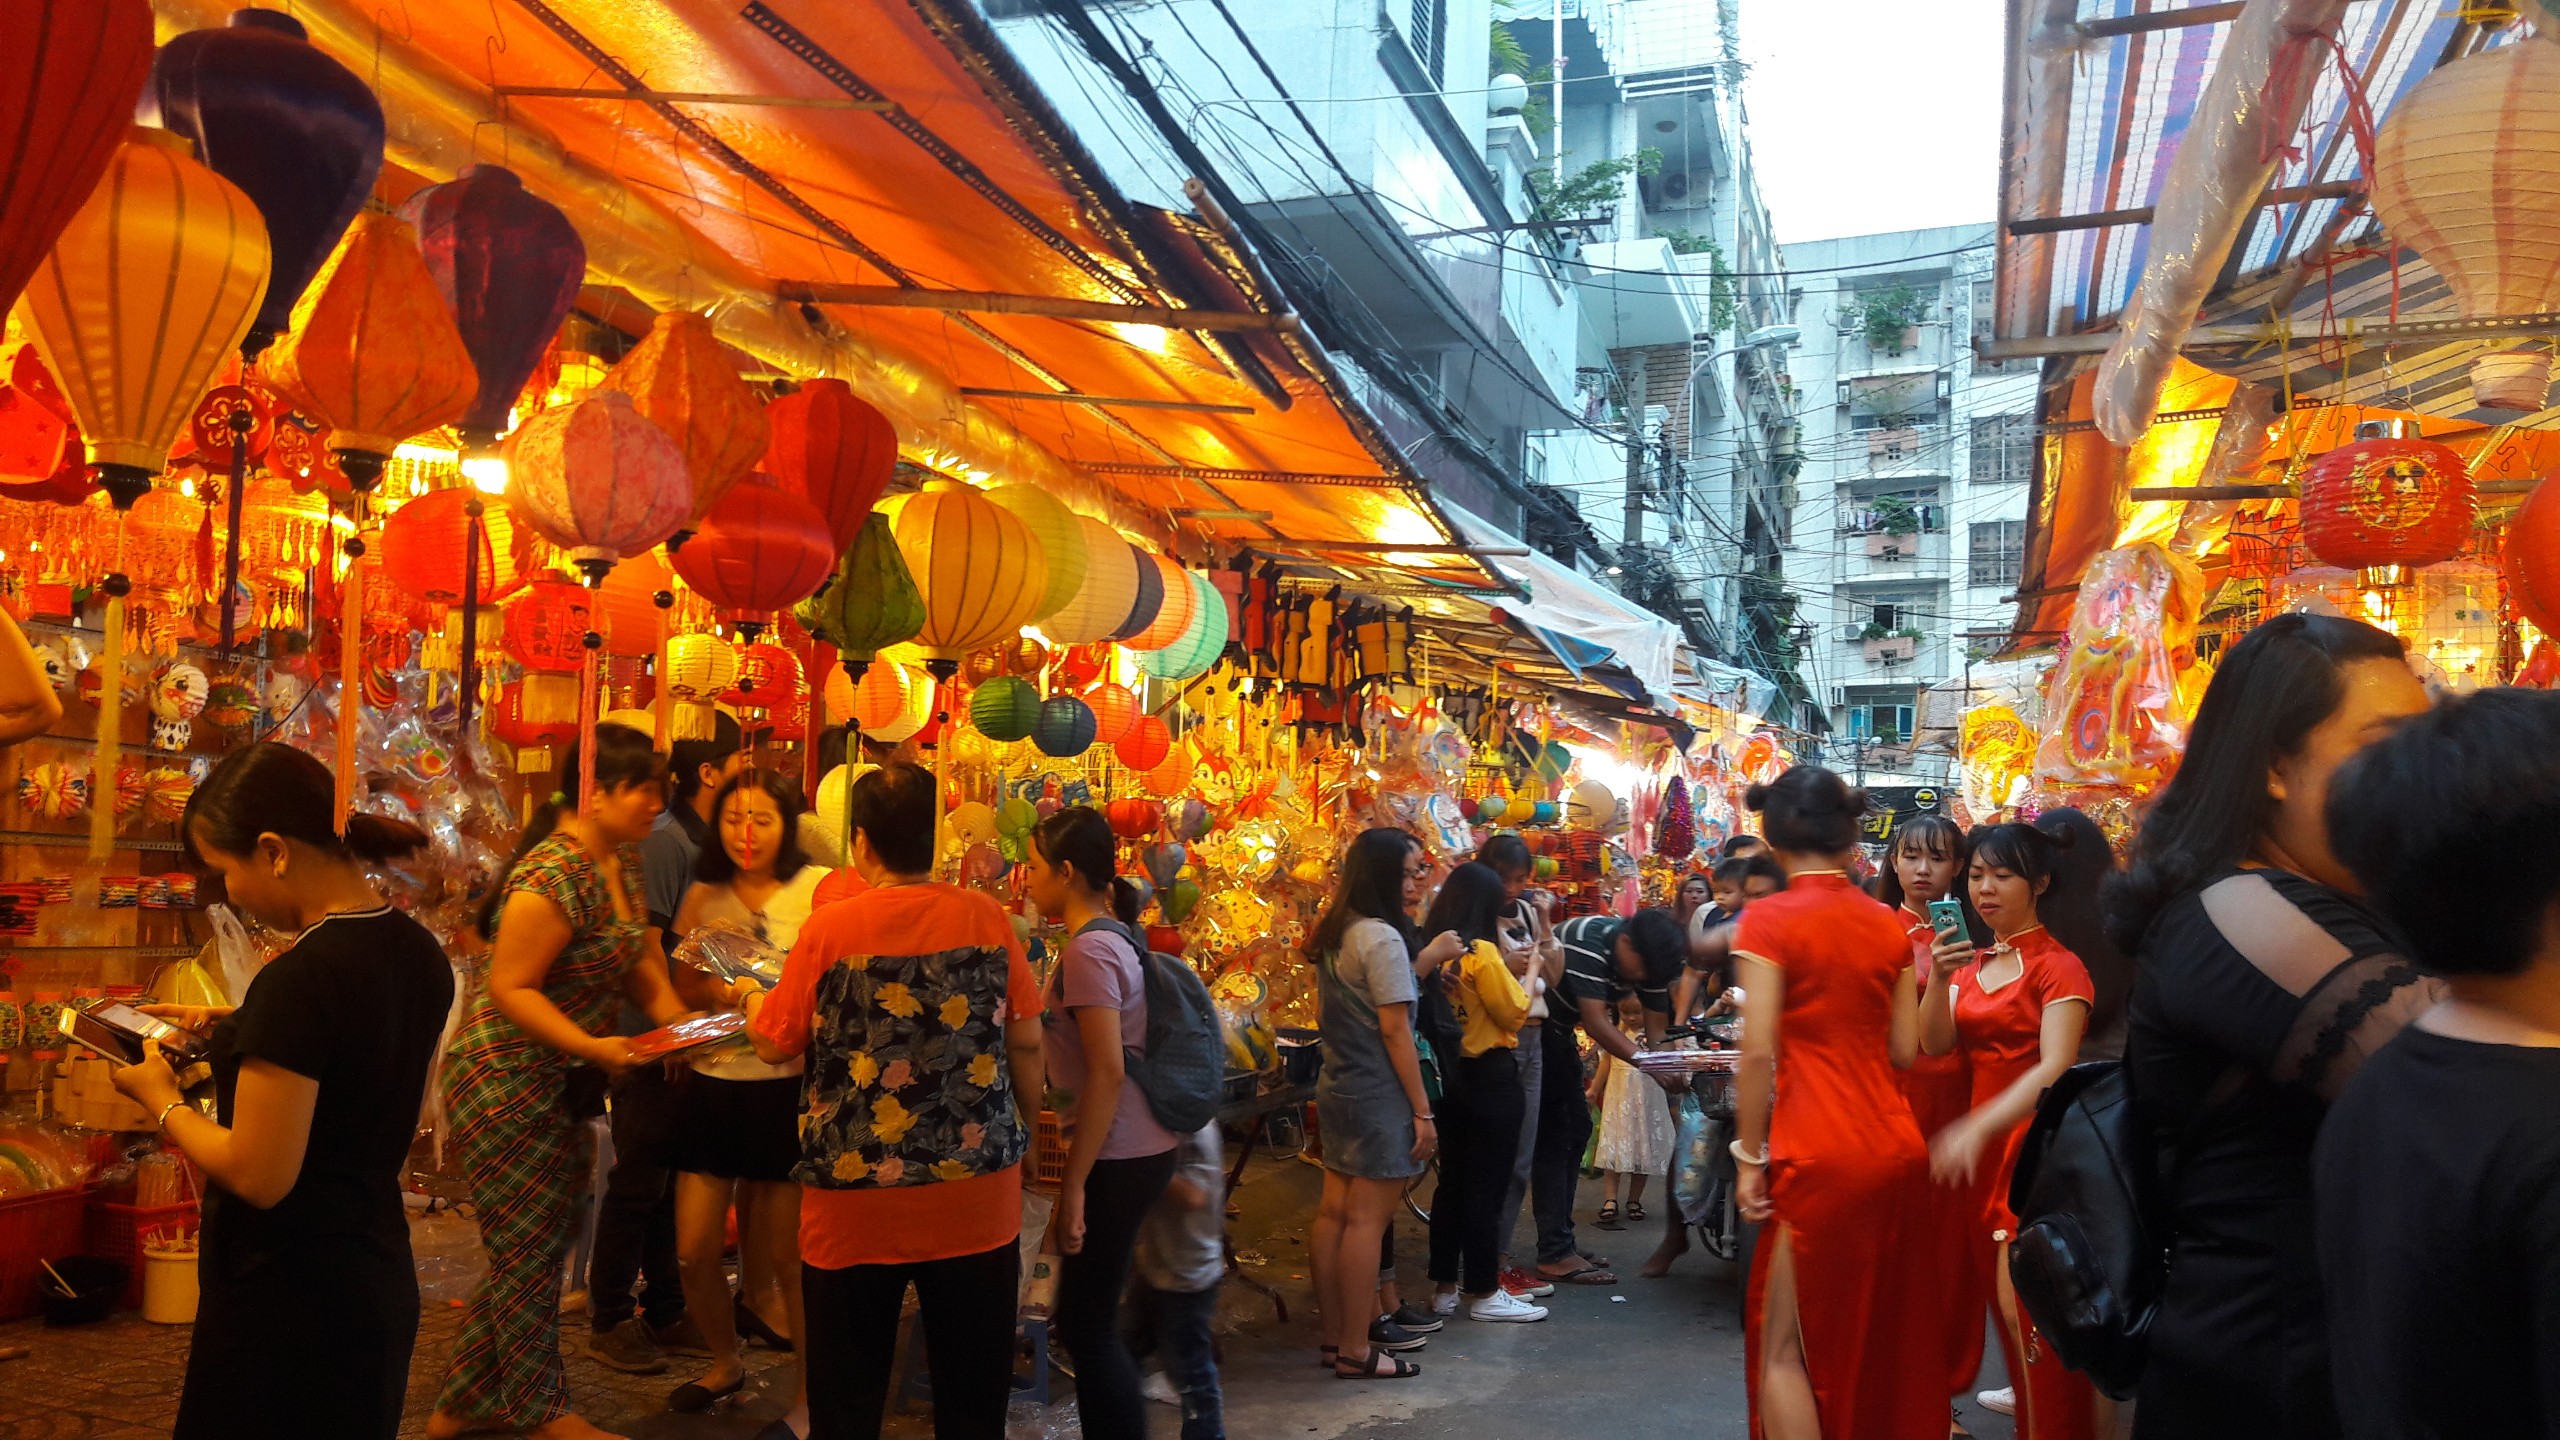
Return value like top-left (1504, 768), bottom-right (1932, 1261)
top-left (723, 641), bottom-right (802, 711)
top-left (890, 480), bottom-right (1049, 677)
top-left (761, 378), bottom-right (896, 550)
top-left (970, 676), bottom-right (1041, 743)
top-left (2301, 436), bottom-right (2474, 584)
top-left (669, 475), bottom-right (834, 622)
top-left (1136, 570), bottom-right (1229, 681)
top-left (401, 165), bottom-right (587, 447)
top-left (599, 309), bottom-right (767, 530)
top-left (987, 485), bottom-right (1087, 624)
top-left (141, 8), bottom-right (384, 355)
top-left (1045, 516), bottom-right (1142, 645)
top-left (503, 577), bottom-right (600, 674)
top-left (258, 212), bottom-right (476, 491)
top-left (1084, 683), bottom-right (1138, 746)
top-left (0, 0), bottom-right (153, 314)
top-left (1116, 714), bottom-right (1173, 773)
top-left (2502, 475), bottom-right (2560, 637)
top-left (15, 128), bottom-right (270, 508)
top-left (505, 389), bottom-right (691, 582)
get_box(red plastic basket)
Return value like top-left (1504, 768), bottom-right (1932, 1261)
top-left (1034, 1109), bottom-right (1068, 1189)
top-left (0, 1185), bottom-right (93, 1320)
top-left (86, 1198), bottom-right (199, 1310)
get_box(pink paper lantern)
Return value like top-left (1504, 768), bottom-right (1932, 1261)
top-left (504, 388), bottom-right (690, 582)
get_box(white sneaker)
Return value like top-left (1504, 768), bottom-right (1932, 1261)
top-left (1976, 1386), bottom-right (2016, 1416)
top-left (1468, 1289), bottom-right (1549, 1323)
top-left (1430, 1290), bottom-right (1460, 1316)
top-left (1141, 1370), bottom-right (1178, 1406)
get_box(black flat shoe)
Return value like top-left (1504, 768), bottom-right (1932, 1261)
top-left (669, 1373), bottom-right (748, 1413)
top-left (736, 1297), bottom-right (793, 1352)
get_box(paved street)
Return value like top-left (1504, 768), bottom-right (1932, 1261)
top-left (0, 1150), bottom-right (2013, 1438)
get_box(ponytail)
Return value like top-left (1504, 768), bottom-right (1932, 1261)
top-left (1107, 876), bottom-right (1143, 926)
top-left (183, 742), bottom-right (431, 868)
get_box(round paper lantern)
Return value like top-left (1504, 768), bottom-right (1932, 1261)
top-left (591, 547), bottom-right (674, 659)
top-left (763, 378), bottom-right (897, 550)
top-left (505, 389), bottom-right (691, 581)
top-left (1106, 796), bottom-right (1162, 840)
top-left (723, 641), bottom-right (802, 709)
top-left (1032, 695), bottom-right (1097, 758)
top-left (2300, 437), bottom-right (2473, 578)
top-left (0, 0), bottom-right (153, 316)
top-left (1142, 748), bottom-right (1192, 797)
top-left (987, 484), bottom-right (1089, 623)
top-left (2503, 475), bottom-right (2560, 637)
top-left (141, 9), bottom-right (384, 354)
top-left (258, 212), bottom-right (476, 490)
top-left (889, 479), bottom-right (1049, 674)
top-left (502, 575), bottom-right (603, 673)
top-left (663, 631), bottom-right (739, 702)
top-left (846, 661), bottom-right (920, 731)
top-left (599, 309), bottom-right (768, 528)
top-left (400, 165), bottom-right (587, 446)
top-left (670, 474), bottom-right (835, 617)
top-left (866, 671), bottom-right (934, 744)
top-left (1045, 516), bottom-right (1141, 644)
top-left (949, 802), bottom-right (998, 850)
top-left (1136, 570), bottom-right (1228, 681)
top-left (15, 128), bottom-right (270, 508)
top-left (380, 488), bottom-right (524, 606)
top-left (805, 511), bottom-right (926, 677)
top-left (2370, 38), bottom-right (2560, 411)
top-left (814, 762), bottom-right (878, 837)
top-left (995, 798), bottom-right (1040, 839)
top-left (1084, 683), bottom-right (1138, 745)
top-left (1002, 636), bottom-right (1050, 679)
top-left (1116, 713), bottom-right (1173, 772)
top-left (1113, 546), bottom-right (1178, 646)
top-left (970, 675), bottom-right (1041, 742)
top-left (1566, 780), bottom-right (1616, 831)
top-left (1478, 795), bottom-right (1509, 823)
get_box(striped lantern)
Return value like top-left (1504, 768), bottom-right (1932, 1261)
top-left (592, 547), bottom-right (675, 659)
top-left (1137, 570), bottom-right (1230, 681)
top-left (504, 388), bottom-right (691, 581)
top-left (841, 661), bottom-right (919, 732)
top-left (14, 127), bottom-right (270, 508)
top-left (1116, 713), bottom-right (1173, 772)
top-left (762, 377), bottom-right (897, 550)
top-left (1083, 682), bottom-right (1138, 745)
top-left (889, 479), bottom-right (1049, 676)
top-left (1141, 743), bottom-right (1194, 797)
top-left (1045, 515), bottom-right (1142, 644)
top-left (1125, 551), bottom-right (1197, 651)
top-left (0, 0), bottom-right (152, 314)
top-left (1031, 694), bottom-right (1097, 759)
top-left (1110, 542), bottom-right (1166, 644)
top-left (599, 309), bottom-right (768, 529)
top-left (987, 484), bottom-right (1089, 624)
top-left (669, 473), bottom-right (835, 618)
top-left (2370, 37), bottom-right (2560, 411)
top-left (259, 212), bottom-right (477, 491)
top-left (970, 675), bottom-right (1042, 742)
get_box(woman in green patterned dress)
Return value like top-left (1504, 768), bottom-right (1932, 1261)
top-left (429, 725), bottom-right (685, 1440)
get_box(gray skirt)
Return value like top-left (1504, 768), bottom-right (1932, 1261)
top-left (1316, 1088), bottom-right (1424, 1180)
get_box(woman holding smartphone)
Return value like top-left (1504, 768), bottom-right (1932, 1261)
top-left (111, 743), bottom-right (454, 1440)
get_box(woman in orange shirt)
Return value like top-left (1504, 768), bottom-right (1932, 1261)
top-left (1919, 820), bottom-right (2095, 1440)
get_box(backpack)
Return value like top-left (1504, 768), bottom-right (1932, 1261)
top-left (1078, 919), bottom-right (1227, 1133)
top-left (2004, 1058), bottom-right (2246, 1401)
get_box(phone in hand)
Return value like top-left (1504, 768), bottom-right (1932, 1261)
top-left (59, 1002), bottom-right (213, 1088)
top-left (1927, 898), bottom-right (1968, 944)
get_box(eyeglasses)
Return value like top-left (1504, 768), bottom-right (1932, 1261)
top-left (1401, 865), bottom-right (1431, 881)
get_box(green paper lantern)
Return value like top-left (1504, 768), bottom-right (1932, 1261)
top-left (970, 675), bottom-right (1041, 742)
top-left (1136, 569), bottom-right (1228, 682)
top-left (1032, 694), bottom-right (1098, 758)
top-left (810, 510), bottom-right (925, 678)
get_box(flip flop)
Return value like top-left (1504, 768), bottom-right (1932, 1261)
top-left (1536, 1261), bottom-right (1618, 1286)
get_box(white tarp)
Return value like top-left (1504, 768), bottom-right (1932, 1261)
top-left (1449, 507), bottom-right (1685, 710)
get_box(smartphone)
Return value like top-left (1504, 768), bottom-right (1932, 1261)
top-left (58, 1002), bottom-right (212, 1088)
top-left (1927, 898), bottom-right (1968, 943)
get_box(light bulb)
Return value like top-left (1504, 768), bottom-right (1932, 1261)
top-left (462, 455), bottom-right (509, 495)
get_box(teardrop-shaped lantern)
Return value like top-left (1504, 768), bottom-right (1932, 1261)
top-left (599, 309), bottom-right (768, 529)
top-left (2371, 38), bottom-right (2560, 412)
top-left (14, 128), bottom-right (271, 508)
top-left (140, 8), bottom-right (385, 355)
top-left (670, 473), bottom-right (835, 618)
top-left (401, 165), bottom-right (586, 447)
top-left (890, 479), bottom-right (1049, 677)
top-left (987, 484), bottom-right (1088, 624)
top-left (820, 511), bottom-right (927, 679)
top-left (504, 388), bottom-right (690, 582)
top-left (259, 212), bottom-right (476, 491)
top-left (762, 377), bottom-right (897, 550)
top-left (1045, 515), bottom-right (1141, 644)
top-left (0, 0), bottom-right (154, 313)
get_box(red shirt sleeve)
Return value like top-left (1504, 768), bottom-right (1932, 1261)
top-left (1733, 902), bottom-right (1786, 967)
top-left (754, 903), bottom-right (837, 1058)
top-left (2033, 943), bottom-right (2097, 1009)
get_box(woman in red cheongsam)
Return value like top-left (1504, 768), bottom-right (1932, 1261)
top-left (1731, 767), bottom-right (1942, 1440)
top-left (1920, 820), bottom-right (2096, 1440)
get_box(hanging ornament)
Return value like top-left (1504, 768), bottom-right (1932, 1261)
top-left (1142, 842), bottom-right (1187, 890)
top-left (723, 640), bottom-right (802, 710)
top-left (986, 484), bottom-right (1089, 625)
top-left (1655, 775), bottom-right (1696, 859)
top-left (1002, 635), bottom-right (1050, 679)
top-left (2503, 473), bottom-right (2560, 637)
top-left (1031, 694), bottom-right (1097, 758)
top-left (16, 761), bottom-right (89, 820)
top-left (1084, 682), bottom-right (1139, 745)
top-left (1106, 796), bottom-right (1163, 841)
top-left (761, 377), bottom-right (897, 550)
top-left (501, 575), bottom-right (603, 674)
top-left (491, 677), bottom-right (581, 750)
top-left (1116, 713), bottom-right (1174, 773)
top-left (504, 388), bottom-right (691, 583)
top-left (1159, 878), bottom-right (1202, 925)
top-left (140, 8), bottom-right (385, 355)
top-left (889, 479), bottom-right (1049, 678)
top-left (970, 675), bottom-right (1042, 743)
top-left (805, 511), bottom-right (926, 681)
top-left (0, 0), bottom-right (154, 314)
top-left (1045, 516), bottom-right (1142, 645)
top-left (400, 165), bottom-right (587, 447)
top-left (1136, 570), bottom-right (1229, 681)
top-left (598, 309), bottom-right (768, 532)
top-left (258, 212), bottom-right (476, 491)
top-left (663, 631), bottom-right (739, 701)
top-left (2300, 436), bottom-right (2474, 584)
top-left (14, 128), bottom-right (270, 508)
top-left (668, 474), bottom-right (835, 622)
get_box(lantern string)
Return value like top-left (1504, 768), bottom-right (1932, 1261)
top-left (220, 430), bottom-right (248, 657)
top-left (335, 554), bottom-right (364, 824)
top-left (578, 630), bottom-right (601, 822)
top-left (90, 589), bottom-right (126, 861)
top-left (460, 507), bottom-right (483, 743)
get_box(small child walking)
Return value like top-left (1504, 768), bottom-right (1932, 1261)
top-left (1590, 996), bottom-right (1676, 1228)
top-left (1129, 1122), bottom-right (1227, 1440)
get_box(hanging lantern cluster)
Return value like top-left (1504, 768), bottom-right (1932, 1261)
top-left (2300, 436), bottom-right (2475, 585)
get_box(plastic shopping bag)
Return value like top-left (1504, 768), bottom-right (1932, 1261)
top-left (1671, 1091), bottom-right (1717, 1225)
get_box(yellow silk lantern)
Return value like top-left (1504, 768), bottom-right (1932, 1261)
top-left (987, 484), bottom-right (1088, 624)
top-left (258, 212), bottom-right (475, 491)
top-left (600, 309), bottom-right (768, 527)
top-left (14, 127), bottom-right (269, 509)
top-left (1042, 514), bottom-right (1139, 644)
top-left (890, 479), bottom-right (1049, 675)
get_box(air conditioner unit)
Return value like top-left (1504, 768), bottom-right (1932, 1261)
top-left (1660, 170), bottom-right (1693, 204)
top-left (1829, 686), bottom-right (1847, 708)
top-left (1835, 380), bottom-right (1852, 408)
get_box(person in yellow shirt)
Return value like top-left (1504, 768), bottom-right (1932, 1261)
top-left (1418, 862), bottom-right (1545, 1323)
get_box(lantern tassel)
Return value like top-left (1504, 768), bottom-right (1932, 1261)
top-left (219, 431), bottom-right (247, 656)
top-left (89, 586), bottom-right (128, 860)
top-left (578, 632), bottom-right (601, 820)
top-left (459, 505), bottom-right (481, 743)
top-left (336, 555), bottom-right (363, 823)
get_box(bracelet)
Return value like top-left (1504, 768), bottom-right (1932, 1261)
top-left (1728, 1138), bottom-right (1768, 1166)
top-left (156, 1099), bottom-right (187, 1131)
top-left (1415, 1113), bottom-right (1435, 1123)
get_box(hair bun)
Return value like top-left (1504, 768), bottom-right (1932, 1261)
top-left (341, 812), bottom-right (432, 864)
top-left (2038, 816), bottom-right (2078, 851)
top-left (1744, 783), bottom-right (1771, 811)
top-left (1840, 784), bottom-right (1869, 817)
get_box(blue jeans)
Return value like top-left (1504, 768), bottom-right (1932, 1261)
top-left (1127, 1280), bottom-right (1225, 1440)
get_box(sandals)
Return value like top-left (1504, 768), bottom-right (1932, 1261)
top-left (1537, 1260), bottom-right (1619, 1286)
top-left (1333, 1348), bottom-right (1422, 1380)
top-left (1627, 1200), bottom-right (1648, 1222)
top-left (669, 1374), bottom-right (747, 1413)
top-left (1317, 1344), bottom-right (1337, 1369)
top-left (1596, 1199), bottom-right (1622, 1229)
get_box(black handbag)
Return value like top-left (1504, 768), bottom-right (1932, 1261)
top-left (560, 1064), bottom-right (610, 1122)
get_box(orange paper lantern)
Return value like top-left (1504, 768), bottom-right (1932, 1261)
top-left (599, 309), bottom-right (768, 528)
top-left (2503, 474), bottom-right (2560, 637)
top-left (1142, 745), bottom-right (1193, 797)
top-left (591, 547), bottom-right (675, 660)
top-left (1116, 713), bottom-right (1173, 772)
top-left (1084, 683), bottom-right (1138, 745)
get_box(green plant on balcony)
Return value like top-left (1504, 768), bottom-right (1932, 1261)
top-left (1870, 495), bottom-right (1923, 537)
top-left (1839, 282), bottom-right (1931, 355)
top-left (1526, 147), bottom-right (1662, 225)
top-left (1860, 621), bottom-right (1891, 642)
top-left (1896, 625), bottom-right (1926, 643)
top-left (1655, 231), bottom-right (1741, 334)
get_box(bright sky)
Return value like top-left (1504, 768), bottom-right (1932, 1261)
top-left (1737, 0), bottom-right (2007, 244)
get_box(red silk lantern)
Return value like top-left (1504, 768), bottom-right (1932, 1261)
top-left (1106, 796), bottom-right (1163, 841)
top-left (762, 377), bottom-right (897, 550)
top-left (591, 548), bottom-right (674, 660)
top-left (723, 641), bottom-right (803, 709)
top-left (669, 475), bottom-right (835, 617)
top-left (1116, 713), bottom-right (1173, 772)
top-left (0, 0), bottom-right (153, 315)
top-left (505, 389), bottom-right (691, 582)
top-left (1144, 925), bottom-right (1187, 957)
top-left (491, 677), bottom-right (581, 749)
top-left (600, 309), bottom-right (768, 528)
top-left (502, 575), bottom-right (600, 673)
top-left (401, 165), bottom-right (587, 446)
top-left (2301, 437), bottom-right (2473, 579)
top-left (2503, 476), bottom-right (2560, 637)
top-left (380, 488), bottom-right (531, 606)
top-left (1084, 683), bottom-right (1138, 745)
